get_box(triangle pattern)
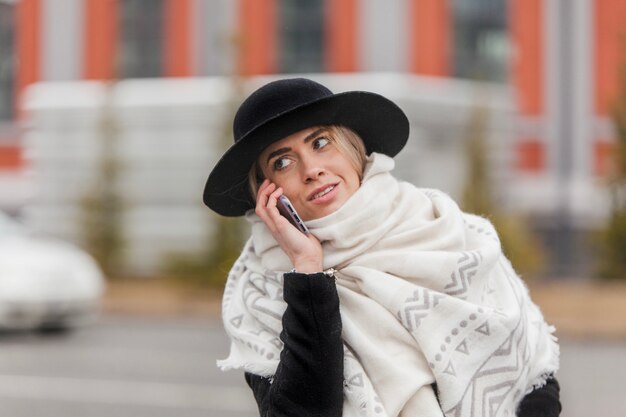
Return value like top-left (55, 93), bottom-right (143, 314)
top-left (348, 373), bottom-right (364, 387)
top-left (444, 361), bottom-right (457, 377)
top-left (230, 314), bottom-right (243, 328)
top-left (475, 320), bottom-right (491, 336)
top-left (270, 337), bottom-right (282, 348)
top-left (455, 339), bottom-right (469, 355)
top-left (489, 394), bottom-right (506, 417)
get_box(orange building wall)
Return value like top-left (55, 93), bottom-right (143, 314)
top-left (409, 0), bottom-right (450, 76)
top-left (164, 0), bottom-right (192, 77)
top-left (594, 0), bottom-right (626, 115)
top-left (84, 0), bottom-right (118, 80)
top-left (237, 0), bottom-right (277, 75)
top-left (325, 0), bottom-right (358, 72)
top-left (594, 0), bottom-right (626, 175)
top-left (0, 145), bottom-right (22, 171)
top-left (510, 0), bottom-right (545, 172)
top-left (15, 0), bottom-right (626, 179)
top-left (15, 0), bottom-right (40, 117)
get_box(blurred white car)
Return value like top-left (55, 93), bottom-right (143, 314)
top-left (0, 211), bottom-right (106, 331)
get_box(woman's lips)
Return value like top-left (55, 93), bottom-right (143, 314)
top-left (309, 183), bottom-right (339, 204)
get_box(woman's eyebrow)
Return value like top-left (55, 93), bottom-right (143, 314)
top-left (266, 147), bottom-right (290, 164)
top-left (265, 128), bottom-right (329, 165)
top-left (303, 128), bottom-right (328, 143)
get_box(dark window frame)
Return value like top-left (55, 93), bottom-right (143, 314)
top-left (279, 0), bottom-right (324, 74)
top-left (118, 0), bottom-right (165, 79)
top-left (0, 2), bottom-right (16, 121)
top-left (452, 0), bottom-right (509, 83)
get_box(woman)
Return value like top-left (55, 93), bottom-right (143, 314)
top-left (203, 78), bottom-right (561, 417)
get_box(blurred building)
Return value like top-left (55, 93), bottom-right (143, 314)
top-left (0, 0), bottom-right (625, 276)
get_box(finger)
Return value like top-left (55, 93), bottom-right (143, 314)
top-left (267, 188), bottom-right (292, 226)
top-left (265, 186), bottom-right (283, 211)
top-left (264, 185), bottom-right (282, 216)
top-left (256, 181), bottom-right (276, 209)
top-left (256, 182), bottom-right (279, 232)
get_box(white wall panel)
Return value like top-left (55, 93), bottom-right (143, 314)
top-left (545, 0), bottom-right (560, 176)
top-left (358, 0), bottom-right (409, 72)
top-left (196, 0), bottom-right (237, 76)
top-left (41, 0), bottom-right (83, 81)
top-left (571, 0), bottom-right (593, 179)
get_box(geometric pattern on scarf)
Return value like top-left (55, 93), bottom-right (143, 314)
top-left (217, 153), bottom-right (559, 417)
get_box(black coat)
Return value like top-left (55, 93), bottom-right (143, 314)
top-left (244, 272), bottom-right (561, 417)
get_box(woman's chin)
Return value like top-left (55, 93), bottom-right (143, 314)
top-left (304, 199), bottom-right (346, 221)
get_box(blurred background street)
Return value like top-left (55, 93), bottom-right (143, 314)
top-left (0, 315), bottom-right (258, 417)
top-left (2, 0), bottom-right (626, 415)
top-left (0, 303), bottom-right (625, 417)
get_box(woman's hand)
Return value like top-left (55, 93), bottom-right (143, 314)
top-left (255, 179), bottom-right (323, 273)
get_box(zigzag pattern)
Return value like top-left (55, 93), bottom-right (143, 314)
top-left (398, 288), bottom-right (444, 331)
top-left (478, 334), bottom-right (523, 417)
top-left (445, 251), bottom-right (481, 297)
top-left (443, 264), bottom-right (531, 417)
top-left (443, 329), bottom-right (527, 417)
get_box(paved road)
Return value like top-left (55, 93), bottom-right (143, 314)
top-left (0, 315), bottom-right (256, 417)
top-left (558, 340), bottom-right (626, 417)
top-left (0, 314), bottom-right (624, 417)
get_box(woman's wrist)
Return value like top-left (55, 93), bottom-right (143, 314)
top-left (293, 261), bottom-right (323, 274)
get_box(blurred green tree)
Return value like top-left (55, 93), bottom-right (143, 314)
top-left (162, 76), bottom-right (248, 288)
top-left (461, 99), bottom-right (546, 279)
top-left (597, 62), bottom-right (626, 280)
top-left (79, 82), bottom-right (126, 279)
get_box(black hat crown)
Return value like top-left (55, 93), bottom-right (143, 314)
top-left (233, 78), bottom-right (333, 143)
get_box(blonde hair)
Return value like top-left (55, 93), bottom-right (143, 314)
top-left (248, 125), bottom-right (367, 202)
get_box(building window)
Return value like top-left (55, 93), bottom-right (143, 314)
top-left (279, 0), bottom-right (323, 73)
top-left (119, 0), bottom-right (165, 78)
top-left (0, 2), bottom-right (15, 121)
top-left (453, 0), bottom-right (509, 83)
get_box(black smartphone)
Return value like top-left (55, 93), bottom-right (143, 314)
top-left (277, 195), bottom-right (310, 235)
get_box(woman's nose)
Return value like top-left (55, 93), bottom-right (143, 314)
top-left (302, 160), bottom-right (325, 183)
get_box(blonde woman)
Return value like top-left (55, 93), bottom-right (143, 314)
top-left (203, 78), bottom-right (561, 417)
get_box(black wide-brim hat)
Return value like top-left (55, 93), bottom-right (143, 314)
top-left (203, 78), bottom-right (409, 216)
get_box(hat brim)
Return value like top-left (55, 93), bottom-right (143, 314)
top-left (203, 90), bottom-right (409, 216)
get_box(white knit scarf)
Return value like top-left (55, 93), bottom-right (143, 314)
top-left (217, 152), bottom-right (559, 417)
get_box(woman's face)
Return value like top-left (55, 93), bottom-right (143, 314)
top-left (258, 126), bottom-right (361, 221)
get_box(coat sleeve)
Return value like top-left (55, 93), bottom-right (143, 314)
top-left (517, 377), bottom-right (562, 417)
top-left (244, 271), bottom-right (344, 417)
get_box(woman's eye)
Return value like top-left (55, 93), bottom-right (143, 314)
top-left (273, 157), bottom-right (292, 171)
top-left (313, 136), bottom-right (330, 150)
